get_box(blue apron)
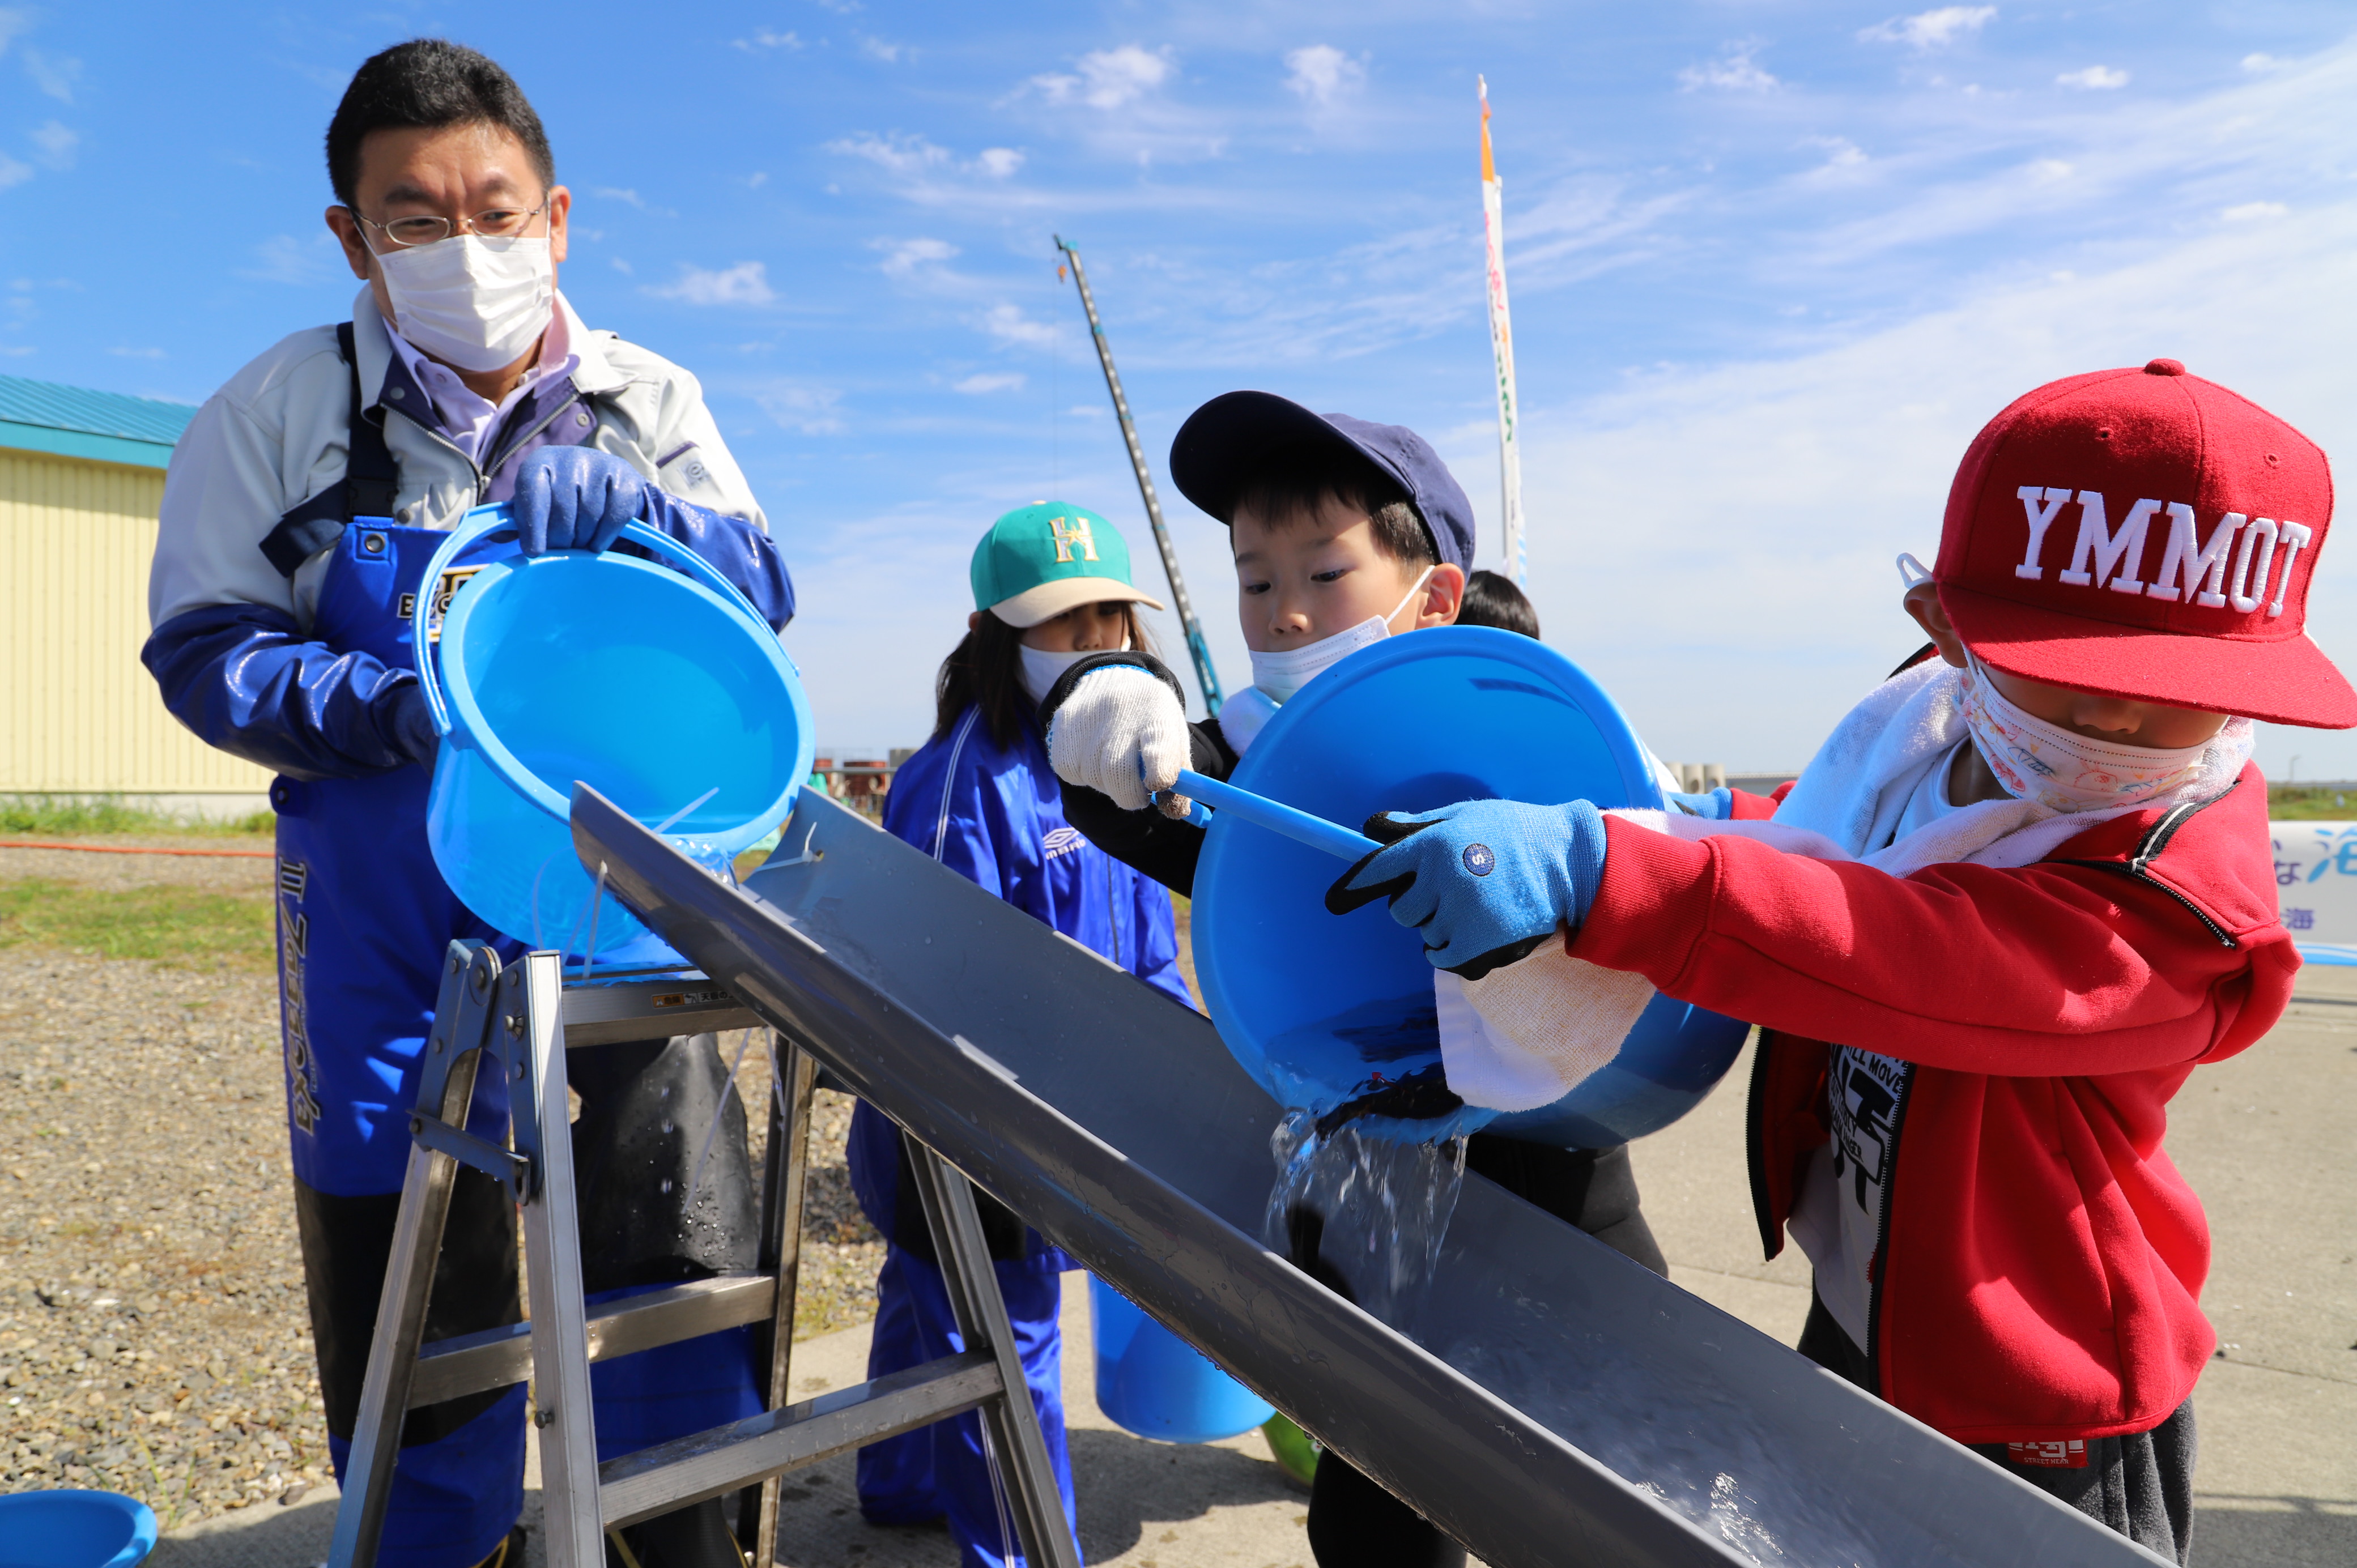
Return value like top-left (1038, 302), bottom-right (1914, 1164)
top-left (285, 522), bottom-right (760, 1568)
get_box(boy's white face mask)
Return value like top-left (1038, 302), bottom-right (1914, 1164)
top-left (1248, 566), bottom-right (1435, 704)
top-left (1960, 658), bottom-right (2213, 813)
top-left (376, 233), bottom-right (555, 373)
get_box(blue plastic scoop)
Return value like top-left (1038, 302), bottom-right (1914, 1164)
top-left (1170, 769), bottom-right (1379, 862)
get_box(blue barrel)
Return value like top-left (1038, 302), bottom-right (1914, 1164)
top-left (0, 1490), bottom-right (156, 1568)
top-left (1190, 627), bottom-right (1748, 1148)
top-left (414, 507), bottom-right (813, 955)
top-left (1090, 1276), bottom-right (1273, 1443)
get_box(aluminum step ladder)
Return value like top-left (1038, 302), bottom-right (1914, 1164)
top-left (326, 939), bottom-right (1081, 1568)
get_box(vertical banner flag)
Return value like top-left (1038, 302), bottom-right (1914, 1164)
top-left (1480, 75), bottom-right (1528, 588)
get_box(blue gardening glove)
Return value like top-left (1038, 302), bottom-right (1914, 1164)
top-left (512, 446), bottom-right (649, 555)
top-left (1326, 799), bottom-right (1608, 979)
top-left (1665, 787), bottom-right (1732, 819)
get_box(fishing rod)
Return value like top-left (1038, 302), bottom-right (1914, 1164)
top-left (1053, 234), bottom-right (1225, 715)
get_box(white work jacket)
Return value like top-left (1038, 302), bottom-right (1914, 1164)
top-left (151, 288), bottom-right (765, 632)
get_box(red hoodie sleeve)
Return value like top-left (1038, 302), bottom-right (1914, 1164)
top-left (1569, 817), bottom-right (2287, 1077)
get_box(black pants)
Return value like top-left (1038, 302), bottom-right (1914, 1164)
top-left (1798, 1292), bottom-right (2198, 1566)
top-left (1302, 1140), bottom-right (1666, 1568)
top-left (294, 1033), bottom-right (760, 1568)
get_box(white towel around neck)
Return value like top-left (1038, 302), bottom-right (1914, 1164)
top-left (1435, 659), bottom-right (2256, 1113)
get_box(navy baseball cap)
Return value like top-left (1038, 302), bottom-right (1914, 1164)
top-left (1168, 390), bottom-right (1477, 572)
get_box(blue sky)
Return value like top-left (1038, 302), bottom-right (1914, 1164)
top-left (8, 3), bottom-right (2357, 776)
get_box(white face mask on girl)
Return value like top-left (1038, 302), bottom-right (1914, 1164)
top-left (1246, 566), bottom-right (1435, 704)
top-left (1018, 637), bottom-right (1129, 708)
top-left (1959, 659), bottom-right (2213, 813)
top-left (376, 234), bottom-right (555, 373)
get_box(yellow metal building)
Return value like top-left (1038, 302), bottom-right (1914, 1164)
top-left (1, 374), bottom-right (272, 814)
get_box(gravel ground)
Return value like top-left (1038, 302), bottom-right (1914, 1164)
top-left (0, 840), bottom-right (884, 1528)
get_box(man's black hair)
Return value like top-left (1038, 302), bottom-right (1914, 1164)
top-left (1458, 570), bottom-right (1540, 639)
top-left (1231, 441), bottom-right (1437, 568)
top-left (326, 40), bottom-right (554, 208)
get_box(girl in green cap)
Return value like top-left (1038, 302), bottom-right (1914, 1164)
top-left (845, 502), bottom-right (1191, 1566)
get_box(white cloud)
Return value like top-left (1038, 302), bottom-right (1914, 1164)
top-left (29, 119), bottom-right (72, 169)
top-left (1032, 45), bottom-right (1172, 110)
top-left (22, 45), bottom-right (76, 101)
top-left (2241, 53), bottom-right (2282, 73)
top-left (876, 236), bottom-right (958, 278)
top-left (1516, 201), bottom-right (2357, 776)
top-left (980, 303), bottom-right (1058, 348)
top-left (857, 35), bottom-right (903, 63)
top-left (827, 132), bottom-right (951, 176)
top-left (756, 384), bottom-right (844, 435)
top-left (976, 147), bottom-right (1023, 178)
top-left (1803, 137), bottom-right (1870, 181)
top-left (648, 261), bottom-right (776, 305)
top-left (107, 346), bottom-right (165, 359)
top-left (953, 372), bottom-right (1024, 394)
top-left (730, 28), bottom-right (802, 51)
top-left (2222, 201), bottom-right (2288, 221)
top-left (0, 344), bottom-right (33, 357)
top-left (0, 152), bottom-right (29, 191)
top-left (237, 233), bottom-right (339, 285)
top-left (1679, 42), bottom-right (1776, 93)
top-left (610, 257), bottom-right (634, 275)
top-left (595, 186), bottom-right (648, 208)
top-left (1284, 44), bottom-right (1363, 108)
top-left (0, 8), bottom-right (29, 56)
top-left (1857, 7), bottom-right (1995, 51)
top-left (2056, 65), bottom-right (2129, 90)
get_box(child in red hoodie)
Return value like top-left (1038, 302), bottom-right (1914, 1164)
top-left (1328, 360), bottom-right (2350, 1564)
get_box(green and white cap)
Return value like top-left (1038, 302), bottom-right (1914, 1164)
top-left (969, 501), bottom-right (1166, 628)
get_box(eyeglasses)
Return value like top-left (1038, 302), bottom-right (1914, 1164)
top-left (350, 199), bottom-right (549, 249)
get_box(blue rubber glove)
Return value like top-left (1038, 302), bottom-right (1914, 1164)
top-left (1665, 786), bottom-right (1732, 819)
top-left (512, 447), bottom-right (648, 555)
top-left (1325, 799), bottom-right (1608, 979)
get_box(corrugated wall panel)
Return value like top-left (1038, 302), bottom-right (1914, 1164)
top-left (0, 448), bottom-right (273, 792)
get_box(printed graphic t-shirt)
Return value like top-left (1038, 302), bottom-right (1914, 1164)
top-left (1785, 738), bottom-right (1968, 1351)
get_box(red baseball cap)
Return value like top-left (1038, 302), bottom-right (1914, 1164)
top-left (1933, 359), bottom-right (2355, 728)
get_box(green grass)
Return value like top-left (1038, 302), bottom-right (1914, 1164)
top-left (0, 795), bottom-right (273, 838)
top-left (2268, 785), bottom-right (2357, 821)
top-left (0, 878), bottom-right (276, 971)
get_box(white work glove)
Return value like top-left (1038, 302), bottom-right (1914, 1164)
top-left (1047, 665), bottom-right (1190, 813)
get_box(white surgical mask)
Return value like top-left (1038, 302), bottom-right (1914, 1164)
top-left (376, 234), bottom-right (554, 373)
top-left (1247, 566), bottom-right (1435, 704)
top-left (1960, 659), bottom-right (2214, 814)
top-left (1018, 637), bottom-right (1128, 707)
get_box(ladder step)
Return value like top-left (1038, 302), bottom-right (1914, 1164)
top-left (597, 1351), bottom-right (1003, 1530)
top-left (409, 1275), bottom-right (775, 1408)
top-left (561, 974), bottom-right (763, 1047)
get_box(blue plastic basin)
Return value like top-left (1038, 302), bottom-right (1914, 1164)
top-left (415, 508), bottom-right (813, 955)
top-left (0, 1490), bottom-right (157, 1568)
top-left (1191, 627), bottom-right (1748, 1148)
top-left (1091, 1275), bottom-right (1273, 1443)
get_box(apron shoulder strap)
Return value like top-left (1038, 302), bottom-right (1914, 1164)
top-left (258, 321), bottom-right (401, 578)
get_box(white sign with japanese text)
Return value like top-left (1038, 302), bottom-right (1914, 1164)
top-left (2269, 820), bottom-right (2357, 964)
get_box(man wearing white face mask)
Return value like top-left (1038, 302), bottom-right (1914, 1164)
top-left (142, 39), bottom-right (792, 1568)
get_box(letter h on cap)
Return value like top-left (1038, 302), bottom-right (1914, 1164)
top-left (1049, 515), bottom-right (1098, 564)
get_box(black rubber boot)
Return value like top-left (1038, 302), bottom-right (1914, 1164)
top-left (605, 1497), bottom-right (744, 1568)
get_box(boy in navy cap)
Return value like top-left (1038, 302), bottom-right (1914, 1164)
top-left (1043, 391), bottom-right (1659, 1568)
